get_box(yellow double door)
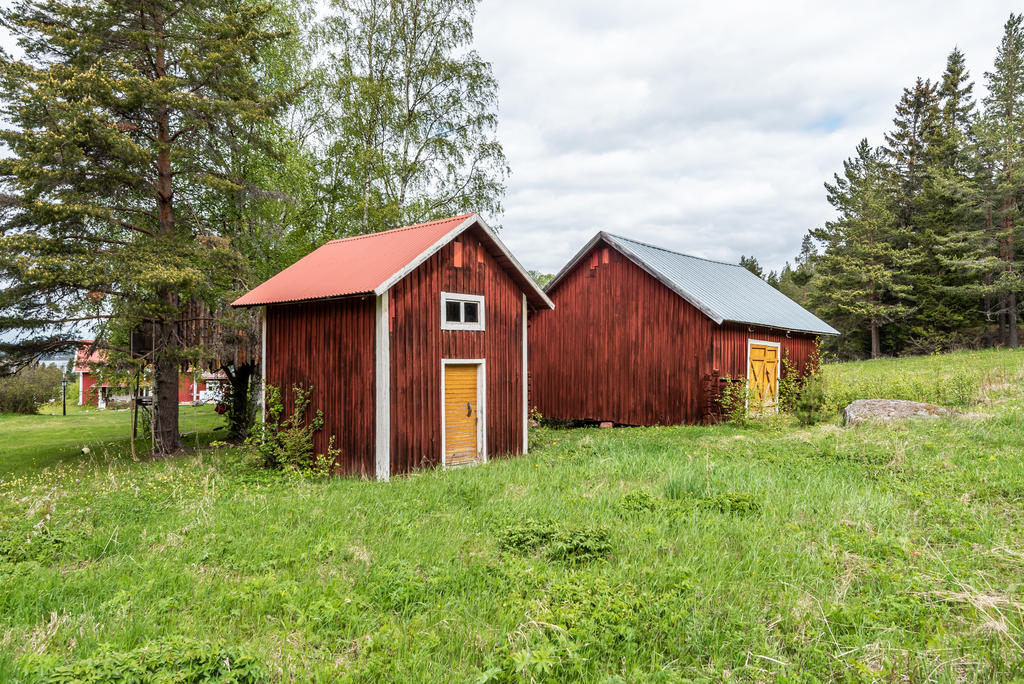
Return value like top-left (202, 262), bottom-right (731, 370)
top-left (444, 363), bottom-right (482, 466)
top-left (748, 342), bottom-right (779, 411)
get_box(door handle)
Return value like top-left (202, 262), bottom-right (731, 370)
top-left (466, 402), bottom-right (472, 417)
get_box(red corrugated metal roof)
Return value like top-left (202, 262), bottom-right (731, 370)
top-left (232, 214), bottom-right (476, 307)
top-left (73, 340), bottom-right (106, 373)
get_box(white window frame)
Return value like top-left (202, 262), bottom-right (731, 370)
top-left (440, 292), bottom-right (485, 331)
top-left (440, 359), bottom-right (487, 468)
top-left (746, 338), bottom-right (782, 413)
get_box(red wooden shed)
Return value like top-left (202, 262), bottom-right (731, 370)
top-left (232, 213), bottom-right (554, 480)
top-left (529, 232), bottom-right (838, 426)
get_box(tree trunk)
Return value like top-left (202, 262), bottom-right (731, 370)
top-left (999, 292), bottom-right (1007, 346)
top-left (984, 291), bottom-right (993, 348)
top-left (226, 362), bottom-right (257, 441)
top-left (870, 320), bottom-right (881, 359)
top-left (1008, 215), bottom-right (1017, 348)
top-left (152, 329), bottom-right (181, 455)
top-left (1010, 291), bottom-right (1018, 349)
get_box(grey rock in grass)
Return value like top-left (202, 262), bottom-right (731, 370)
top-left (843, 399), bottom-right (950, 426)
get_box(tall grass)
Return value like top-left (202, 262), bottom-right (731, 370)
top-left (822, 348), bottom-right (1024, 413)
top-left (1, 349), bottom-right (1023, 680)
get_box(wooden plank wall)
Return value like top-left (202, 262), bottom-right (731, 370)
top-left (712, 324), bottom-right (819, 380)
top-left (389, 226), bottom-right (525, 475)
top-left (529, 240), bottom-right (713, 425)
top-left (265, 298), bottom-right (376, 476)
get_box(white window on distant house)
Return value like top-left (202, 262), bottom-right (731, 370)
top-left (441, 292), bottom-right (485, 331)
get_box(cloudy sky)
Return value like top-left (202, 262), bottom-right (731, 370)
top-left (474, 0), bottom-right (1017, 274)
top-left (0, 2), bottom-right (1018, 276)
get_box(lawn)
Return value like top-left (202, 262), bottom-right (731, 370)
top-left (0, 403), bottom-right (223, 476)
top-left (0, 349), bottom-right (1023, 681)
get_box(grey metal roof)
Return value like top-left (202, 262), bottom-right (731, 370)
top-left (548, 232), bottom-right (839, 336)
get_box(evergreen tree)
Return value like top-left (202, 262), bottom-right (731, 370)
top-left (793, 17), bottom-right (1024, 356)
top-left (0, 0), bottom-right (288, 453)
top-left (976, 14), bottom-right (1024, 348)
top-left (739, 255), bottom-right (765, 279)
top-left (809, 140), bottom-right (913, 358)
top-left (880, 77), bottom-right (938, 351)
top-left (912, 49), bottom-right (987, 349)
top-left (884, 77), bottom-right (940, 226)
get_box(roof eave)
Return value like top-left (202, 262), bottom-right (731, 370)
top-left (718, 318), bottom-right (840, 336)
top-left (231, 291), bottom-right (377, 308)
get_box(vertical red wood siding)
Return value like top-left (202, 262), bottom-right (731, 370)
top-left (177, 375), bottom-right (207, 404)
top-left (711, 324), bottom-right (819, 381)
top-left (265, 298), bottom-right (376, 476)
top-left (388, 227), bottom-right (525, 475)
top-left (529, 239), bottom-right (822, 426)
top-left (81, 373), bottom-right (97, 405)
top-left (529, 240), bottom-right (713, 425)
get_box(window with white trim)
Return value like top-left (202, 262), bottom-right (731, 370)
top-left (441, 292), bottom-right (485, 331)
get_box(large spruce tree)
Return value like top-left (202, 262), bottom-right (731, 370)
top-left (977, 13), bottom-right (1024, 348)
top-left (922, 49), bottom-right (996, 347)
top-left (0, 0), bottom-right (288, 453)
top-left (810, 140), bottom-right (913, 358)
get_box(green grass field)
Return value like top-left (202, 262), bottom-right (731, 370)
top-left (1, 350), bottom-right (1023, 681)
top-left (0, 403), bottom-right (223, 476)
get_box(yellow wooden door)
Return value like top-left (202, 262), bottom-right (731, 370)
top-left (748, 343), bottom-right (779, 411)
top-left (444, 364), bottom-right (480, 465)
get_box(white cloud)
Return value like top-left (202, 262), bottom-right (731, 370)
top-left (477, 0), bottom-right (1015, 273)
top-left (1, 1), bottom-right (1016, 275)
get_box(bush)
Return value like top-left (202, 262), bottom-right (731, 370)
top-left (0, 364), bottom-right (61, 414)
top-left (776, 349), bottom-right (830, 425)
top-left (718, 376), bottom-right (752, 424)
top-left (793, 372), bottom-right (828, 426)
top-left (246, 384), bottom-right (329, 472)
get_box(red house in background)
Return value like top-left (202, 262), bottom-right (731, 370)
top-left (232, 213), bottom-right (554, 480)
top-left (74, 342), bottom-right (226, 408)
top-left (74, 343), bottom-right (114, 407)
top-left (529, 232), bottom-right (838, 426)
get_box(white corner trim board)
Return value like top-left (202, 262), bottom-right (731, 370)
top-left (375, 292), bottom-right (391, 481)
top-left (522, 294), bottom-right (528, 455)
top-left (260, 309), bottom-right (267, 423)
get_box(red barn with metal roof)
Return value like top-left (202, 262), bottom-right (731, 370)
top-left (529, 232), bottom-right (838, 426)
top-left (233, 213), bottom-right (554, 479)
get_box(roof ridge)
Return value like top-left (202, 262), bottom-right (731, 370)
top-left (325, 213), bottom-right (476, 245)
top-left (605, 232), bottom-right (747, 269)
